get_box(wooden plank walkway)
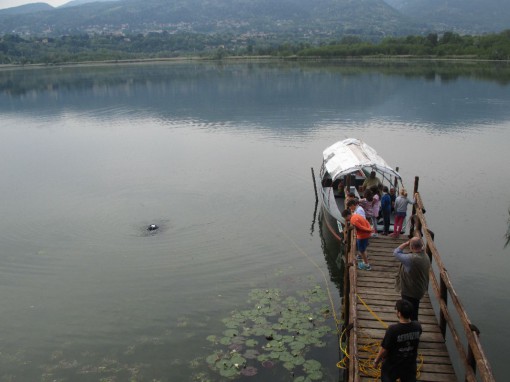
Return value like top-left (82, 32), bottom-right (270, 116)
top-left (353, 235), bottom-right (457, 382)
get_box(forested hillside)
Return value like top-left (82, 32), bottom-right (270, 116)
top-left (0, 0), bottom-right (508, 49)
top-left (0, 0), bottom-right (425, 39)
top-left (1, 29), bottom-right (509, 65)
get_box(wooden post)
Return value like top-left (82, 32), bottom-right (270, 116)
top-left (426, 229), bottom-right (435, 262)
top-left (412, 176), bottom-right (419, 215)
top-left (342, 231), bottom-right (352, 323)
top-left (439, 275), bottom-right (448, 338)
top-left (341, 231), bottom-right (353, 382)
top-left (408, 177), bottom-right (419, 236)
top-left (466, 324), bottom-right (481, 380)
top-left (311, 167), bottom-right (318, 203)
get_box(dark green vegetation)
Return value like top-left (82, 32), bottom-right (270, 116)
top-left (1, 30), bottom-right (510, 65)
top-left (204, 287), bottom-right (334, 380)
top-left (299, 31), bottom-right (510, 61)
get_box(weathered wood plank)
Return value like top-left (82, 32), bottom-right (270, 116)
top-left (356, 312), bottom-right (437, 324)
top-left (348, 234), bottom-right (459, 382)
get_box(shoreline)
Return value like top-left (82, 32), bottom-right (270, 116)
top-left (0, 55), bottom-right (509, 71)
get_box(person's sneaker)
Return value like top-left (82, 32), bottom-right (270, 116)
top-left (371, 233), bottom-right (378, 237)
top-left (356, 254), bottom-right (362, 261)
top-left (357, 262), bottom-right (372, 271)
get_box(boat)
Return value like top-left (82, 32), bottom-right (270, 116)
top-left (319, 138), bottom-right (403, 237)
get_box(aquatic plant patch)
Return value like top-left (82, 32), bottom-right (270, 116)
top-left (205, 285), bottom-right (334, 380)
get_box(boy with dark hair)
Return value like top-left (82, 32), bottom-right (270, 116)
top-left (346, 198), bottom-right (366, 218)
top-left (373, 299), bottom-right (422, 382)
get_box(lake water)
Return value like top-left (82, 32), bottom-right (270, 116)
top-left (0, 60), bottom-right (509, 381)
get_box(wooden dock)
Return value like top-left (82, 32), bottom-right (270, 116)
top-left (353, 235), bottom-right (456, 381)
top-left (340, 188), bottom-right (495, 382)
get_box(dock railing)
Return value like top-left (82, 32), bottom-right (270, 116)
top-left (340, 176), bottom-right (495, 382)
top-left (411, 189), bottom-right (495, 382)
top-left (341, 221), bottom-right (361, 382)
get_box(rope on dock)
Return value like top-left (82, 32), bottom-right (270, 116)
top-left (276, 218), bottom-right (424, 379)
top-left (336, 293), bottom-right (424, 380)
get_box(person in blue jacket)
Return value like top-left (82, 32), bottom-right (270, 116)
top-left (381, 186), bottom-right (392, 235)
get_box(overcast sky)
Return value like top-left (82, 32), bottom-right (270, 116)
top-left (0, 0), bottom-right (68, 10)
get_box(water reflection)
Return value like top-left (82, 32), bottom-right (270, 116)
top-left (318, 210), bottom-right (344, 293)
top-left (310, 199), bottom-right (318, 236)
top-left (1, 62), bottom-right (510, 134)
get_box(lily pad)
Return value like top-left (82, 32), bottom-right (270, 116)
top-left (245, 339), bottom-right (258, 347)
top-left (303, 359), bottom-right (322, 372)
top-left (219, 367), bottom-right (238, 378)
top-left (293, 355), bottom-right (306, 365)
top-left (230, 354), bottom-right (246, 366)
top-left (219, 337), bottom-right (232, 346)
top-left (223, 329), bottom-right (239, 338)
top-left (256, 354), bottom-right (270, 363)
top-left (240, 366), bottom-right (258, 376)
top-left (204, 284), bottom-right (333, 380)
top-left (243, 349), bottom-right (259, 359)
top-left (294, 377), bottom-right (312, 382)
top-left (307, 369), bottom-right (323, 380)
top-left (205, 354), bottom-right (221, 365)
top-left (289, 341), bottom-right (306, 351)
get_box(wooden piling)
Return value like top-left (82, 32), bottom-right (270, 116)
top-left (311, 167), bottom-right (318, 203)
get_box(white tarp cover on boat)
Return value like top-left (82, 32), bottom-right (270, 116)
top-left (322, 138), bottom-right (401, 181)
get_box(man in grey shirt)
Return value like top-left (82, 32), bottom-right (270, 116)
top-left (394, 237), bottom-right (431, 321)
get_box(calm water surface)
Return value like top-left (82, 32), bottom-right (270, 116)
top-left (0, 61), bottom-right (509, 381)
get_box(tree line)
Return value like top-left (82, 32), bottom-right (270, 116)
top-left (1, 30), bottom-right (510, 65)
top-left (298, 31), bottom-right (510, 60)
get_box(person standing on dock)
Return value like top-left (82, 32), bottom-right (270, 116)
top-left (389, 187), bottom-right (396, 213)
top-left (342, 209), bottom-right (373, 271)
top-left (381, 186), bottom-right (392, 235)
top-left (359, 188), bottom-right (374, 223)
top-left (370, 185), bottom-right (382, 236)
top-left (373, 299), bottom-right (422, 382)
top-left (391, 189), bottom-right (415, 238)
top-left (394, 237), bottom-right (430, 321)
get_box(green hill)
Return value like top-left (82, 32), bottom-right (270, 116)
top-left (0, 0), bottom-right (416, 39)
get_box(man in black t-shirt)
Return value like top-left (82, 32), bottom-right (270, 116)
top-left (373, 299), bottom-right (422, 382)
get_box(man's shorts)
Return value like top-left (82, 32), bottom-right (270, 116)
top-left (357, 238), bottom-right (369, 252)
